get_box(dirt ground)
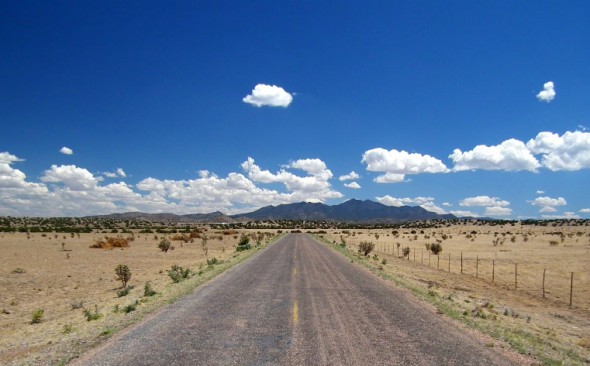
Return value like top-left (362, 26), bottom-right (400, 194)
top-left (0, 230), bottom-right (268, 365)
top-left (321, 223), bottom-right (590, 364)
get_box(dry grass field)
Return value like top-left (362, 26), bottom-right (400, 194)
top-left (320, 222), bottom-right (590, 364)
top-left (0, 229), bottom-right (275, 365)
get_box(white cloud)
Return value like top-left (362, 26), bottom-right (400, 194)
top-left (344, 182), bottom-right (361, 189)
top-left (242, 84), bottom-right (293, 107)
top-left (59, 147), bottom-right (73, 155)
top-left (536, 81), bottom-right (555, 102)
top-left (579, 208), bottom-right (590, 213)
top-left (460, 196), bottom-right (510, 207)
top-left (376, 195), bottom-right (445, 214)
top-left (442, 202), bottom-right (452, 207)
top-left (339, 171), bottom-right (360, 181)
top-left (530, 196), bottom-right (567, 213)
top-left (450, 139), bottom-right (540, 172)
top-left (362, 148), bottom-right (448, 183)
top-left (0, 152), bottom-right (23, 164)
top-left (526, 131), bottom-right (590, 171)
top-left (374, 172), bottom-right (406, 183)
top-left (485, 206), bottom-right (512, 216)
top-left (450, 210), bottom-right (479, 217)
top-left (104, 168), bottom-right (127, 178)
top-left (542, 212), bottom-right (579, 219)
top-left (41, 165), bottom-right (99, 191)
top-left (536, 190), bottom-right (545, 194)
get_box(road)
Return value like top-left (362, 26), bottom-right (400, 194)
top-left (73, 234), bottom-right (526, 365)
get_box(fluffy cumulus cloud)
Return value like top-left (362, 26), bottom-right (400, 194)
top-left (460, 196), bottom-right (510, 207)
top-left (450, 210), bottom-right (479, 218)
top-left (242, 84), bottom-right (293, 107)
top-left (376, 195), bottom-right (446, 214)
top-left (526, 131), bottom-right (590, 171)
top-left (450, 139), bottom-right (540, 172)
top-left (530, 196), bottom-right (567, 213)
top-left (0, 152), bottom-right (345, 216)
top-left (536, 81), bottom-right (556, 102)
top-left (485, 206), bottom-right (512, 216)
top-left (362, 148), bottom-right (448, 183)
top-left (344, 182), bottom-right (361, 189)
top-left (339, 171), bottom-right (360, 181)
top-left (59, 147), bottom-right (73, 155)
top-left (580, 208), bottom-right (590, 213)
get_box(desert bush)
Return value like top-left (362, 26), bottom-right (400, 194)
top-left (62, 324), bottom-right (73, 334)
top-left (31, 309), bottom-right (44, 324)
top-left (90, 236), bottom-right (130, 249)
top-left (207, 257), bottom-right (219, 266)
top-left (236, 234), bottom-right (251, 251)
top-left (115, 264), bottom-right (132, 288)
top-left (83, 305), bottom-right (102, 321)
top-left (11, 267), bottom-right (26, 274)
top-left (549, 240), bottom-right (559, 246)
top-left (430, 243), bottom-right (443, 255)
top-left (381, 258), bottom-right (387, 265)
top-left (402, 247), bottom-right (410, 257)
top-left (358, 241), bottom-right (375, 256)
top-left (168, 264), bottom-right (191, 283)
top-left (144, 282), bottom-right (157, 297)
top-left (123, 300), bottom-right (138, 313)
top-left (158, 238), bottom-right (171, 252)
top-left (117, 285), bottom-right (134, 298)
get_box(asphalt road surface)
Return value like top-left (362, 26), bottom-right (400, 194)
top-left (74, 234), bottom-right (525, 365)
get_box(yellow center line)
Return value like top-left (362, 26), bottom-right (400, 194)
top-left (293, 300), bottom-right (298, 325)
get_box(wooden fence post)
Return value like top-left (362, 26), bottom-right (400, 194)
top-left (515, 263), bottom-right (518, 290)
top-left (492, 260), bottom-right (495, 283)
top-left (476, 255), bottom-right (479, 278)
top-left (570, 272), bottom-right (574, 307)
top-left (542, 268), bottom-right (546, 298)
top-left (448, 253), bottom-right (451, 272)
top-left (460, 252), bottom-right (463, 274)
top-left (437, 254), bottom-right (440, 269)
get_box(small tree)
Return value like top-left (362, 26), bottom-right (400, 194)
top-left (115, 264), bottom-right (131, 288)
top-left (358, 241), bottom-right (375, 256)
top-left (430, 243), bottom-right (443, 255)
top-left (158, 238), bottom-right (171, 253)
top-left (402, 247), bottom-right (410, 258)
top-left (236, 234), bottom-right (251, 251)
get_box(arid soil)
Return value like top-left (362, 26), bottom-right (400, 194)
top-left (0, 230), bottom-right (269, 365)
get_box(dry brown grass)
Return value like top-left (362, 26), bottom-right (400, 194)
top-left (0, 229), bottom-right (270, 365)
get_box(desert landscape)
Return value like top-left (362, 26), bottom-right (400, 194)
top-left (317, 221), bottom-right (590, 364)
top-left (0, 225), bottom-right (279, 365)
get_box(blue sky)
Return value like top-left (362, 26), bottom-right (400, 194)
top-left (1, 1), bottom-right (589, 218)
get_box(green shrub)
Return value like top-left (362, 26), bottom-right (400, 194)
top-left (144, 282), bottom-right (157, 297)
top-left (430, 243), bottom-right (443, 255)
top-left (358, 241), bottom-right (375, 256)
top-left (115, 264), bottom-right (131, 288)
top-left (31, 309), bottom-right (44, 324)
top-left (236, 234), bottom-right (251, 251)
top-left (158, 238), bottom-right (171, 253)
top-left (123, 300), bottom-right (138, 313)
top-left (207, 257), bottom-right (219, 266)
top-left (62, 323), bottom-right (73, 334)
top-left (83, 305), bottom-right (102, 321)
top-left (168, 264), bottom-right (191, 283)
top-left (117, 285), bottom-right (134, 297)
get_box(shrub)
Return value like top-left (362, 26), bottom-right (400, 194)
top-left (158, 238), bottom-right (171, 253)
top-left (549, 240), bottom-right (559, 246)
top-left (62, 324), bottom-right (73, 334)
top-left (207, 257), bottom-right (219, 266)
top-left (90, 236), bottom-right (130, 249)
top-left (11, 268), bottom-right (26, 274)
top-left (402, 247), bottom-right (410, 257)
top-left (123, 300), bottom-right (138, 313)
top-left (31, 309), bottom-right (44, 324)
top-left (117, 285), bottom-right (134, 298)
top-left (358, 241), bottom-right (375, 256)
top-left (236, 234), bottom-right (251, 251)
top-left (381, 258), bottom-right (387, 265)
top-left (144, 282), bottom-right (157, 297)
top-left (115, 264), bottom-right (132, 288)
top-left (430, 243), bottom-right (443, 255)
top-left (83, 305), bottom-right (102, 321)
top-left (168, 264), bottom-right (191, 283)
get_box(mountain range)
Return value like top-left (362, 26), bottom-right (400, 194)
top-left (87, 199), bottom-right (456, 223)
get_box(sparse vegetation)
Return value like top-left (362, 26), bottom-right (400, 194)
top-left (144, 282), bottom-right (157, 297)
top-left (31, 309), bottom-right (44, 324)
top-left (168, 264), bottom-right (192, 283)
top-left (83, 305), bottom-right (102, 321)
top-left (158, 237), bottom-right (171, 252)
top-left (236, 234), bottom-right (251, 251)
